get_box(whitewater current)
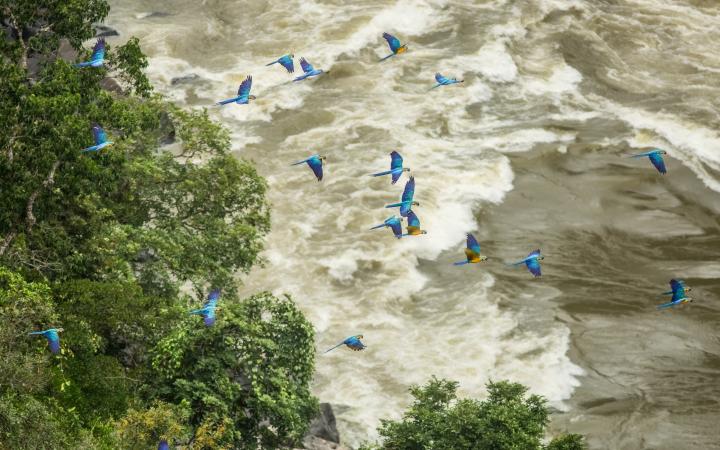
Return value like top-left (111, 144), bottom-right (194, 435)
top-left (106, 1), bottom-right (720, 448)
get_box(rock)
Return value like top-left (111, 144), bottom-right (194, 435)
top-left (299, 436), bottom-right (351, 450)
top-left (57, 39), bottom-right (78, 61)
top-left (136, 12), bottom-right (173, 19)
top-left (307, 403), bottom-right (340, 443)
top-left (100, 77), bottom-right (123, 94)
top-left (95, 25), bottom-right (119, 38)
top-left (171, 73), bottom-right (200, 86)
top-left (158, 111), bottom-right (176, 146)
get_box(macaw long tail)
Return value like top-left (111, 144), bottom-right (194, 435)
top-left (453, 261), bottom-right (469, 266)
top-left (385, 202), bottom-right (407, 208)
top-left (428, 84), bottom-right (441, 91)
top-left (266, 61), bottom-right (278, 66)
top-left (656, 302), bottom-right (675, 310)
top-left (661, 290), bottom-right (674, 295)
top-left (28, 331), bottom-right (45, 335)
top-left (216, 97), bottom-right (239, 106)
top-left (370, 224), bottom-right (386, 230)
top-left (372, 170), bottom-right (394, 177)
top-left (379, 54), bottom-right (395, 62)
top-left (73, 61), bottom-right (92, 68)
top-left (324, 343), bottom-right (344, 354)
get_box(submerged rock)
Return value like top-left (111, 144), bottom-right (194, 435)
top-left (95, 25), bottom-right (119, 37)
top-left (171, 73), bottom-right (200, 85)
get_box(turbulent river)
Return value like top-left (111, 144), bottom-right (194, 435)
top-left (107, 1), bottom-right (720, 448)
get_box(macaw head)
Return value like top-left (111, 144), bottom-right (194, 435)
top-left (537, 255), bottom-right (545, 261)
top-left (56, 328), bottom-right (65, 333)
top-left (479, 255), bottom-right (488, 261)
top-left (421, 230), bottom-right (428, 235)
top-left (249, 95), bottom-right (257, 100)
top-left (289, 53), bottom-right (294, 58)
top-left (403, 168), bottom-right (411, 172)
top-left (412, 201), bottom-right (420, 206)
top-left (319, 156), bottom-right (327, 162)
top-left (356, 334), bottom-right (364, 340)
top-left (656, 149), bottom-right (667, 155)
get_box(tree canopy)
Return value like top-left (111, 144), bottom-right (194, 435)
top-left (361, 377), bottom-right (585, 450)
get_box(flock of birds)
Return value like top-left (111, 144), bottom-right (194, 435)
top-left (30, 32), bottom-right (692, 398)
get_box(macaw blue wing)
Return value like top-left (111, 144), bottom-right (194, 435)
top-left (669, 279), bottom-right (685, 294)
top-left (91, 39), bottom-right (106, 62)
top-left (466, 233), bottom-right (481, 254)
top-left (300, 57), bottom-right (315, 74)
top-left (389, 220), bottom-right (402, 238)
top-left (401, 176), bottom-right (415, 203)
top-left (407, 211), bottom-right (421, 228)
top-left (670, 288), bottom-right (687, 302)
top-left (237, 75), bottom-right (252, 100)
top-left (307, 156), bottom-right (324, 181)
top-left (92, 125), bottom-right (107, 145)
top-left (527, 249), bottom-right (542, 259)
top-left (435, 73), bottom-right (450, 84)
top-left (204, 289), bottom-right (221, 308)
top-left (158, 440), bottom-right (170, 450)
top-left (203, 312), bottom-right (216, 326)
top-left (390, 151), bottom-right (403, 170)
top-left (383, 33), bottom-right (401, 52)
top-left (526, 258), bottom-right (542, 277)
top-left (344, 335), bottom-right (366, 351)
top-left (278, 54), bottom-right (294, 73)
top-left (648, 153), bottom-right (667, 174)
top-left (391, 170), bottom-right (403, 184)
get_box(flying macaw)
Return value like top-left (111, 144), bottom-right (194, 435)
top-left (454, 233), bottom-right (486, 265)
top-left (628, 149), bottom-right (667, 174)
top-left (371, 151), bottom-right (410, 184)
top-left (370, 215), bottom-right (403, 239)
top-left (402, 211), bottom-right (427, 237)
top-left (662, 279), bottom-right (691, 296)
top-left (509, 249), bottom-right (544, 277)
top-left (430, 72), bottom-right (464, 90)
top-left (189, 290), bottom-right (221, 326)
top-left (380, 33), bottom-right (408, 61)
top-left (81, 124), bottom-right (113, 153)
top-left (291, 154), bottom-right (325, 181)
top-left (158, 440), bottom-right (170, 450)
top-left (385, 176), bottom-right (419, 217)
top-left (657, 279), bottom-right (693, 309)
top-left (29, 328), bottom-right (64, 354)
top-left (74, 38), bottom-right (106, 68)
top-left (293, 57), bottom-right (325, 81)
top-left (324, 335), bottom-right (366, 353)
top-left (216, 75), bottom-right (256, 105)
top-left (266, 54), bottom-right (294, 73)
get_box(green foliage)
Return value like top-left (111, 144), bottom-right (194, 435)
top-left (546, 433), bottom-right (586, 450)
top-left (0, 0), bottom-right (110, 67)
top-left (115, 401), bottom-right (191, 449)
top-left (151, 292), bottom-right (319, 449)
top-left (362, 377), bottom-right (584, 450)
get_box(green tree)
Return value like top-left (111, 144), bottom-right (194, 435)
top-left (151, 292), bottom-right (318, 449)
top-left (362, 377), bottom-right (585, 450)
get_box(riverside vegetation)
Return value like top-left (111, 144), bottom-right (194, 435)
top-left (0, 1), bottom-right (584, 448)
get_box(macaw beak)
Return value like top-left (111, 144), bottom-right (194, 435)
top-left (57, 328), bottom-right (64, 332)
top-left (249, 95), bottom-right (257, 100)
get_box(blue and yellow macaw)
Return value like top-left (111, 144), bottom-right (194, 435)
top-left (454, 233), bottom-right (486, 265)
top-left (217, 75), bottom-right (256, 105)
top-left (292, 154), bottom-right (325, 181)
top-left (74, 39), bottom-right (106, 68)
top-left (81, 124), bottom-right (114, 153)
top-left (628, 149), bottom-right (667, 174)
top-left (402, 211), bottom-right (427, 237)
top-left (657, 279), bottom-right (693, 309)
top-left (158, 440), bottom-right (170, 450)
top-left (509, 249), bottom-right (544, 277)
top-left (380, 33), bottom-right (408, 61)
top-left (29, 328), bottom-right (64, 354)
top-left (324, 335), bottom-right (366, 353)
top-left (293, 58), bottom-right (325, 81)
top-left (385, 176), bottom-right (419, 217)
top-left (371, 151), bottom-right (410, 184)
top-left (430, 72), bottom-right (464, 90)
top-left (661, 279), bottom-right (691, 296)
top-left (266, 54), bottom-right (294, 73)
top-left (370, 215), bottom-right (403, 239)
top-left (189, 289), bottom-right (222, 326)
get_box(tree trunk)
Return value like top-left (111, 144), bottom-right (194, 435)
top-left (26, 160), bottom-right (60, 232)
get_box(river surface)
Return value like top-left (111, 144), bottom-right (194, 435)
top-left (106, 1), bottom-right (720, 448)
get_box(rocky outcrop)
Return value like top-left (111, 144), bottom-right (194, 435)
top-left (295, 403), bottom-right (351, 450)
